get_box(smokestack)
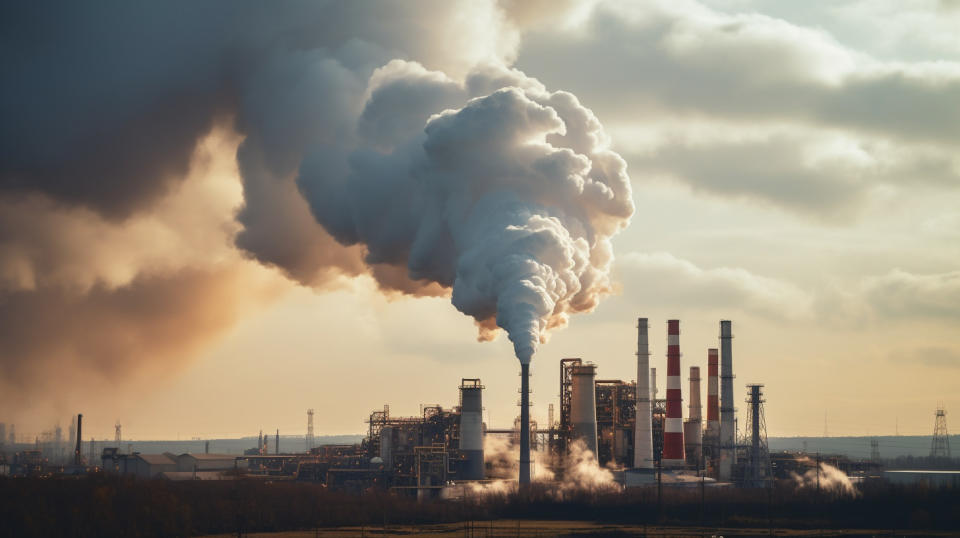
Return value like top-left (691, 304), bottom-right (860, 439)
top-left (275, 429), bottom-right (280, 455)
top-left (663, 320), bottom-right (684, 467)
top-left (706, 348), bottom-right (720, 472)
top-left (519, 364), bottom-right (531, 485)
top-left (719, 320), bottom-right (736, 480)
top-left (634, 317), bottom-right (654, 469)
top-left (74, 414), bottom-right (83, 466)
top-left (459, 379), bottom-right (485, 480)
top-left (570, 363), bottom-right (598, 456)
top-left (650, 367), bottom-right (657, 402)
top-left (684, 366), bottom-right (703, 466)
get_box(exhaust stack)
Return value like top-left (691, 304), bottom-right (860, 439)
top-left (633, 317), bottom-right (654, 469)
top-left (663, 320), bottom-right (685, 467)
top-left (74, 414), bottom-right (83, 466)
top-left (719, 320), bottom-right (736, 480)
top-left (519, 364), bottom-right (531, 485)
top-left (684, 366), bottom-right (703, 466)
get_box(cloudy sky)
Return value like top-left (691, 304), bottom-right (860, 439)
top-left (2, 0), bottom-right (958, 441)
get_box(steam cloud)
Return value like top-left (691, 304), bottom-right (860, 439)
top-left (299, 61), bottom-right (633, 362)
top-left (0, 1), bottom-right (631, 419)
top-left (790, 458), bottom-right (859, 497)
top-left (458, 435), bottom-right (617, 498)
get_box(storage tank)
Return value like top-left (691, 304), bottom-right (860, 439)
top-left (570, 363), bottom-right (598, 456)
top-left (459, 379), bottom-right (484, 480)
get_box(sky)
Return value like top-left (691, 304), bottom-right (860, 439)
top-left (1, 0), bottom-right (958, 442)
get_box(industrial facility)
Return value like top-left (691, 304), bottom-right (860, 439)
top-left (2, 317), bottom-right (953, 495)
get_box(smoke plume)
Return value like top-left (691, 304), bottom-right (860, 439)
top-left (790, 458), bottom-right (859, 497)
top-left (0, 1), bottom-right (631, 421)
top-left (299, 62), bottom-right (634, 362)
top-left (466, 435), bottom-right (618, 498)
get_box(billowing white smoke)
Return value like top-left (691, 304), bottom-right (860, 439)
top-left (298, 62), bottom-right (634, 362)
top-left (448, 435), bottom-right (618, 499)
top-left (790, 458), bottom-right (859, 497)
top-left (557, 438), bottom-right (618, 495)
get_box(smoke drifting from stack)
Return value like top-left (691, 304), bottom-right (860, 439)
top-left (299, 62), bottom-right (634, 362)
top-left (0, 2), bottom-right (633, 418)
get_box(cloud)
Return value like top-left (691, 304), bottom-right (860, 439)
top-left (616, 252), bottom-right (813, 319)
top-left (892, 346), bottom-right (960, 369)
top-left (624, 127), bottom-right (959, 220)
top-left (861, 269), bottom-right (960, 320)
top-left (516, 0), bottom-right (960, 145)
top-left (0, 264), bottom-right (281, 410)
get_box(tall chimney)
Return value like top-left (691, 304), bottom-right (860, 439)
top-left (459, 379), bottom-right (485, 480)
top-left (519, 363), bottom-right (531, 485)
top-left (650, 367), bottom-right (657, 402)
top-left (633, 318), bottom-right (654, 469)
top-left (570, 363), bottom-right (599, 456)
top-left (275, 429), bottom-right (280, 455)
top-left (719, 320), bottom-right (736, 480)
top-left (74, 414), bottom-right (83, 466)
top-left (663, 320), bottom-right (685, 467)
top-left (684, 366), bottom-right (703, 466)
top-left (706, 348), bottom-right (720, 471)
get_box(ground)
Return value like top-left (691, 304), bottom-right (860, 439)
top-left (205, 520), bottom-right (958, 537)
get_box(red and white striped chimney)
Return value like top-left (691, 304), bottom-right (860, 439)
top-left (663, 319), bottom-right (685, 466)
top-left (707, 348), bottom-right (719, 433)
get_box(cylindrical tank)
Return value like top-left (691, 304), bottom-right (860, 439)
top-left (459, 379), bottom-right (484, 480)
top-left (570, 364), bottom-right (598, 456)
top-left (380, 426), bottom-right (393, 469)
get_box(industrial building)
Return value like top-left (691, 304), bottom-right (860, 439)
top-left (11, 316), bottom-right (915, 495)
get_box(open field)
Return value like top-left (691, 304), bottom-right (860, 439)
top-left (206, 520), bottom-right (959, 537)
top-left (3, 475), bottom-right (958, 537)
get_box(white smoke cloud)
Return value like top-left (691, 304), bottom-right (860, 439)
top-left (790, 458), bottom-right (859, 497)
top-left (298, 62), bottom-right (634, 362)
top-left (451, 435), bottom-right (617, 499)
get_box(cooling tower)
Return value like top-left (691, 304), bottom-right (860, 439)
top-left (459, 379), bottom-right (485, 480)
top-left (634, 318), bottom-right (654, 469)
top-left (570, 363), bottom-right (598, 456)
top-left (719, 320), bottom-right (736, 480)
